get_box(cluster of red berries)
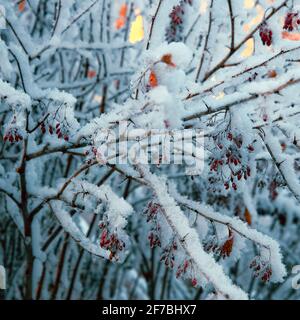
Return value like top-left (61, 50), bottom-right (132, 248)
top-left (40, 122), bottom-right (69, 141)
top-left (3, 116), bottom-right (23, 143)
top-left (259, 22), bottom-right (272, 46)
top-left (175, 260), bottom-right (198, 287)
top-left (209, 132), bottom-right (254, 192)
top-left (99, 222), bottom-right (125, 261)
top-left (160, 241), bottom-right (178, 268)
top-left (4, 128), bottom-right (23, 143)
top-left (170, 5), bottom-right (184, 25)
top-left (144, 201), bottom-right (162, 248)
top-left (176, 260), bottom-right (190, 278)
top-left (224, 166), bottom-right (251, 191)
top-left (144, 201), bottom-right (198, 288)
top-left (144, 201), bottom-right (160, 222)
top-left (250, 257), bottom-right (273, 283)
top-left (283, 12), bottom-right (300, 31)
top-left (166, 0), bottom-right (193, 42)
top-left (261, 267), bottom-right (273, 282)
top-left (269, 180), bottom-right (279, 201)
top-left (148, 231), bottom-right (161, 248)
top-left (84, 146), bottom-right (98, 164)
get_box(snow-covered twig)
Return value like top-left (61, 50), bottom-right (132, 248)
top-left (261, 129), bottom-right (300, 203)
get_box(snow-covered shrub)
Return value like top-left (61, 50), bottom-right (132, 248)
top-left (0, 0), bottom-right (300, 300)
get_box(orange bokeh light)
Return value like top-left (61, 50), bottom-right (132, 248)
top-left (115, 4), bottom-right (127, 30)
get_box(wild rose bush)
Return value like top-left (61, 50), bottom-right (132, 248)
top-left (0, 0), bottom-right (300, 300)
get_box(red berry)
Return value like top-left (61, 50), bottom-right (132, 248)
top-left (283, 12), bottom-right (299, 31)
top-left (191, 278), bottom-right (197, 287)
top-left (247, 166), bottom-right (251, 177)
top-left (247, 145), bottom-right (254, 152)
top-left (259, 23), bottom-right (272, 46)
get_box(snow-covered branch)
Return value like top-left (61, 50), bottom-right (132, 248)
top-left (137, 164), bottom-right (248, 300)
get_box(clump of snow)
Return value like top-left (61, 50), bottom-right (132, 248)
top-left (145, 42), bottom-right (192, 70)
top-left (0, 80), bottom-right (31, 110)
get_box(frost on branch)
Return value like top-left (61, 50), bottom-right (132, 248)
top-left (137, 165), bottom-right (248, 300)
top-left (170, 186), bottom-right (286, 283)
top-left (50, 201), bottom-right (110, 260)
top-left (69, 180), bottom-right (133, 262)
top-left (1, 0), bottom-right (300, 301)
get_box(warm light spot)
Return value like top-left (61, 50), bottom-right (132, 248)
top-left (282, 31), bottom-right (300, 41)
top-left (18, 0), bottom-right (26, 12)
top-left (148, 70), bottom-right (158, 88)
top-left (267, 70), bottom-right (277, 78)
top-left (244, 0), bottom-right (255, 9)
top-left (241, 38), bottom-right (254, 58)
top-left (119, 3), bottom-right (127, 17)
top-left (214, 91), bottom-right (225, 100)
top-left (244, 208), bottom-right (252, 225)
top-left (161, 54), bottom-right (176, 67)
top-left (87, 70), bottom-right (97, 78)
top-left (115, 3), bottom-right (127, 30)
top-left (243, 5), bottom-right (264, 33)
top-left (129, 14), bottom-right (144, 44)
top-left (200, 0), bottom-right (208, 14)
top-left (135, 8), bottom-right (141, 16)
top-left (115, 18), bottom-right (125, 30)
top-left (93, 95), bottom-right (103, 104)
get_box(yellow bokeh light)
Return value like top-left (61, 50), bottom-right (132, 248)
top-left (200, 0), bottom-right (208, 14)
top-left (129, 15), bottom-right (144, 44)
top-left (244, 0), bottom-right (255, 9)
top-left (93, 95), bottom-right (103, 104)
top-left (241, 38), bottom-right (254, 58)
top-left (214, 91), bottom-right (225, 100)
top-left (243, 5), bottom-right (264, 33)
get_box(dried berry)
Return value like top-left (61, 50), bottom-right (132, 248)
top-left (259, 22), bottom-right (273, 46)
top-left (283, 12), bottom-right (299, 31)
